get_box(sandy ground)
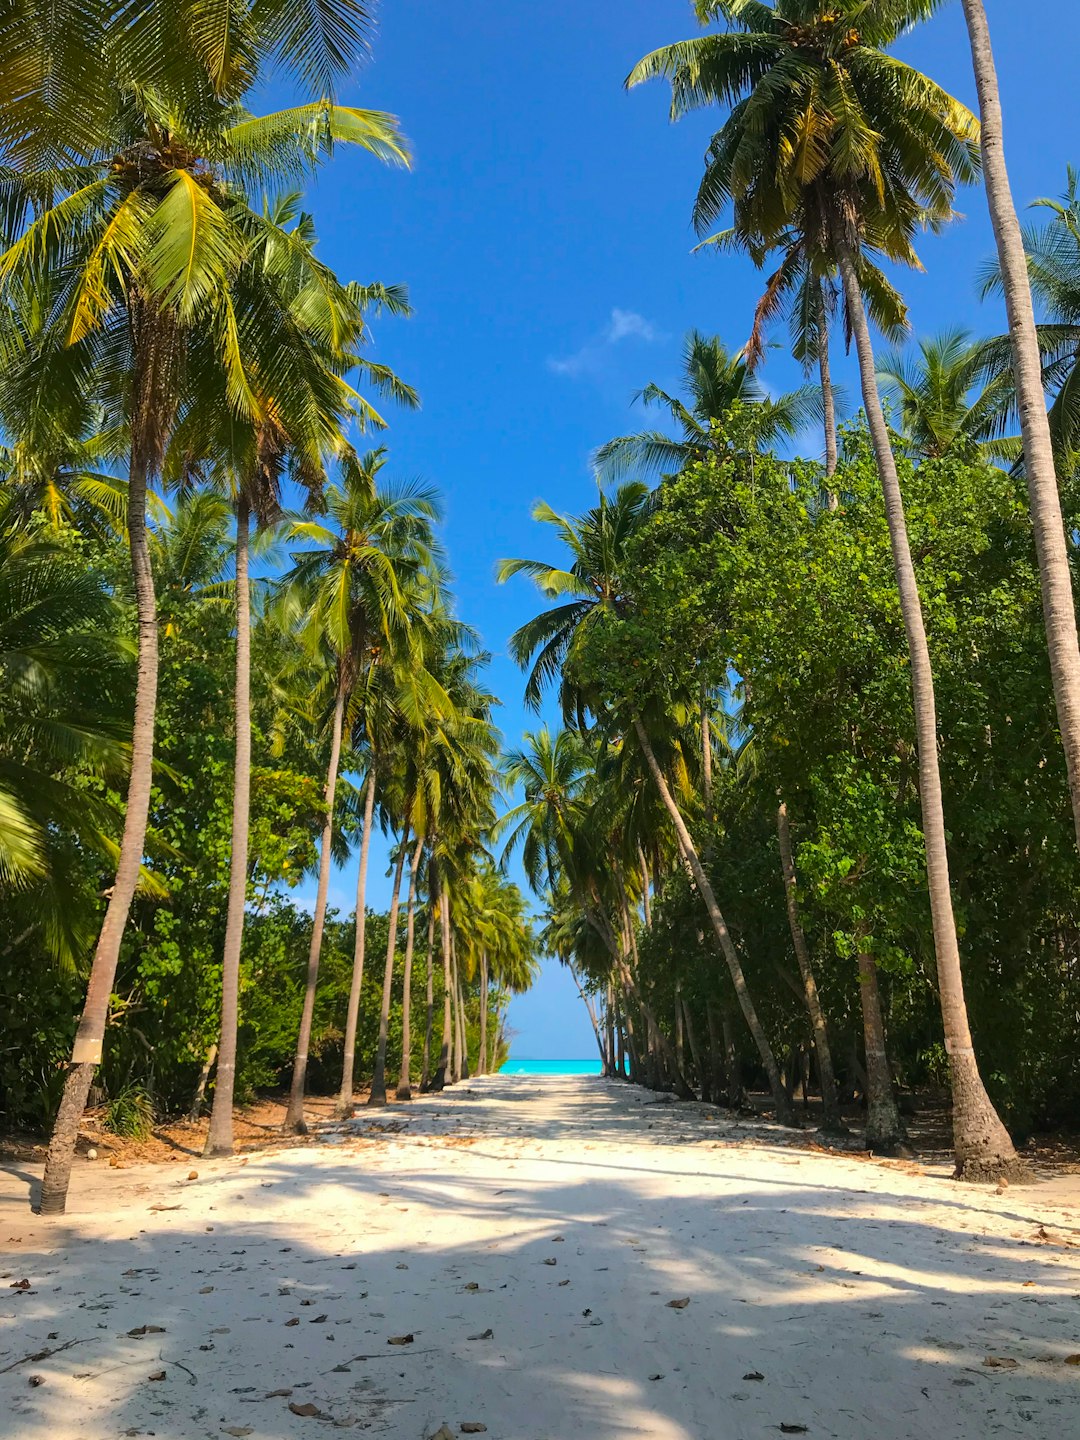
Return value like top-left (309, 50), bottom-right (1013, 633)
top-left (2, 1075), bottom-right (1079, 1440)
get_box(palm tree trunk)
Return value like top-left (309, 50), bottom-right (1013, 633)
top-left (420, 903), bottom-right (436, 1090)
top-left (835, 238), bottom-right (1023, 1180)
top-left (432, 887), bottom-right (452, 1090)
top-left (455, 935), bottom-right (470, 1080)
top-left (775, 800), bottom-right (843, 1131)
top-left (632, 716), bottom-right (793, 1124)
top-left (205, 498), bottom-right (252, 1158)
top-left (39, 451), bottom-right (159, 1215)
top-left (336, 768), bottom-right (377, 1115)
top-left (283, 682), bottom-right (346, 1134)
top-left (638, 845), bottom-right (653, 930)
top-left (606, 981), bottom-right (616, 1075)
top-left (818, 288), bottom-right (839, 490)
top-left (369, 836), bottom-right (409, 1106)
top-left (855, 934), bottom-right (904, 1153)
top-left (477, 951), bottom-right (489, 1075)
top-left (188, 1040), bottom-right (218, 1123)
top-left (682, 998), bottom-right (704, 1099)
top-left (396, 835), bottom-right (425, 1100)
top-left (962, 0), bottom-right (1080, 864)
top-left (700, 680), bottom-right (713, 819)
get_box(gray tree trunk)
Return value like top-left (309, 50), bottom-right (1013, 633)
top-left (775, 800), bottom-right (843, 1131)
top-left (855, 939), bottom-right (904, 1153)
top-left (369, 836), bottom-right (409, 1106)
top-left (962, 0), bottom-right (1080, 868)
top-left (633, 717), bottom-right (793, 1123)
top-left (336, 768), bottom-right (377, 1115)
top-left (40, 449), bottom-right (159, 1214)
top-left (420, 903), bottom-right (436, 1090)
top-left (396, 835), bottom-right (425, 1100)
top-left (205, 498), bottom-right (252, 1157)
top-left (283, 683), bottom-right (346, 1134)
top-left (836, 236), bottom-right (1023, 1181)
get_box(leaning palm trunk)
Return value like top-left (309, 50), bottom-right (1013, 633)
top-left (396, 835), bottom-right (425, 1100)
top-left (477, 951), bottom-right (489, 1075)
top-left (776, 801), bottom-right (843, 1131)
top-left (205, 498), bottom-right (252, 1157)
top-left (39, 447), bottom-right (160, 1215)
top-left (962, 0), bottom-right (1080, 864)
top-left (420, 904), bottom-right (436, 1090)
top-left (369, 836), bottom-right (409, 1106)
top-left (283, 683), bottom-right (347, 1133)
top-left (855, 931), bottom-right (904, 1153)
top-left (835, 239), bottom-right (1024, 1180)
top-left (336, 768), bottom-right (377, 1116)
top-left (633, 717), bottom-right (793, 1124)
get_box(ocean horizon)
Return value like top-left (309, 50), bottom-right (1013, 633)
top-left (499, 1057), bottom-right (603, 1076)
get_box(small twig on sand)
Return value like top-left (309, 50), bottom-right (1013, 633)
top-left (160, 1352), bottom-right (198, 1385)
top-left (0, 1338), bottom-right (93, 1374)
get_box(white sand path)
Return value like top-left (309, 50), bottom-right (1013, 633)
top-left (2, 1074), bottom-right (1079, 1439)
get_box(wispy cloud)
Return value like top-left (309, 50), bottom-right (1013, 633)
top-left (548, 308), bottom-right (663, 379)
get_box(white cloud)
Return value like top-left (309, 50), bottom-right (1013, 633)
top-left (548, 308), bottom-right (662, 379)
top-left (606, 308), bottom-right (657, 344)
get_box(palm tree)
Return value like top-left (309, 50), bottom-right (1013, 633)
top-left (195, 201), bottom-right (417, 1155)
top-left (0, 527), bottom-right (135, 959)
top-left (593, 330), bottom-right (820, 481)
top-left (3, 71), bottom-right (409, 1213)
top-left (3, 0), bottom-right (381, 169)
top-left (279, 455), bottom-right (439, 1131)
top-left (629, 0), bottom-right (1023, 1178)
top-left (497, 482), bottom-right (650, 723)
top-left (960, 0), bottom-right (1080, 873)
top-left (877, 330), bottom-right (1019, 463)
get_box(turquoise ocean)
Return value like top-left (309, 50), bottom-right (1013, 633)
top-left (499, 1058), bottom-right (603, 1076)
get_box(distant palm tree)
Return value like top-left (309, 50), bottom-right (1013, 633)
top-left (279, 453), bottom-right (439, 1131)
top-left (593, 330), bottom-right (820, 480)
top-left (877, 330), bottom-right (1020, 464)
top-left (497, 481), bottom-right (650, 723)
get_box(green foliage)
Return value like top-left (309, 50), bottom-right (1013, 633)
top-left (104, 1083), bottom-right (155, 1140)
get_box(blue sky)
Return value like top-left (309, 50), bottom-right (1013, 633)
top-left (291, 0), bottom-right (1080, 1059)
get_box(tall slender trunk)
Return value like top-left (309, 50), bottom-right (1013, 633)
top-left (819, 287), bottom-right (839, 490)
top-left (706, 1002), bottom-right (724, 1106)
top-left (432, 887), bottom-right (452, 1090)
top-left (775, 800), bottom-right (843, 1131)
top-left (855, 932), bottom-right (904, 1153)
top-left (188, 1041), bottom-right (218, 1123)
top-left (396, 835), bottom-right (425, 1100)
top-left (477, 951), bottom-right (489, 1075)
top-left (205, 498), bottom-right (252, 1158)
top-left (720, 1002), bottom-right (744, 1110)
top-left (283, 683), bottom-right (346, 1134)
top-left (336, 768), bottom-right (377, 1115)
top-left (615, 997), bottom-right (625, 1078)
top-left (454, 932), bottom-right (470, 1080)
top-left (605, 980), bottom-right (616, 1076)
top-left (420, 903), bottom-right (436, 1090)
top-left (638, 845), bottom-right (653, 930)
top-left (40, 450), bottom-right (159, 1215)
top-left (835, 237), bottom-right (1022, 1180)
top-left (682, 998), bottom-right (704, 1100)
top-left (369, 835), bottom-right (409, 1106)
top-left (962, 0), bottom-right (1080, 864)
top-left (633, 716), bottom-right (792, 1123)
top-left (700, 680), bottom-right (713, 819)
